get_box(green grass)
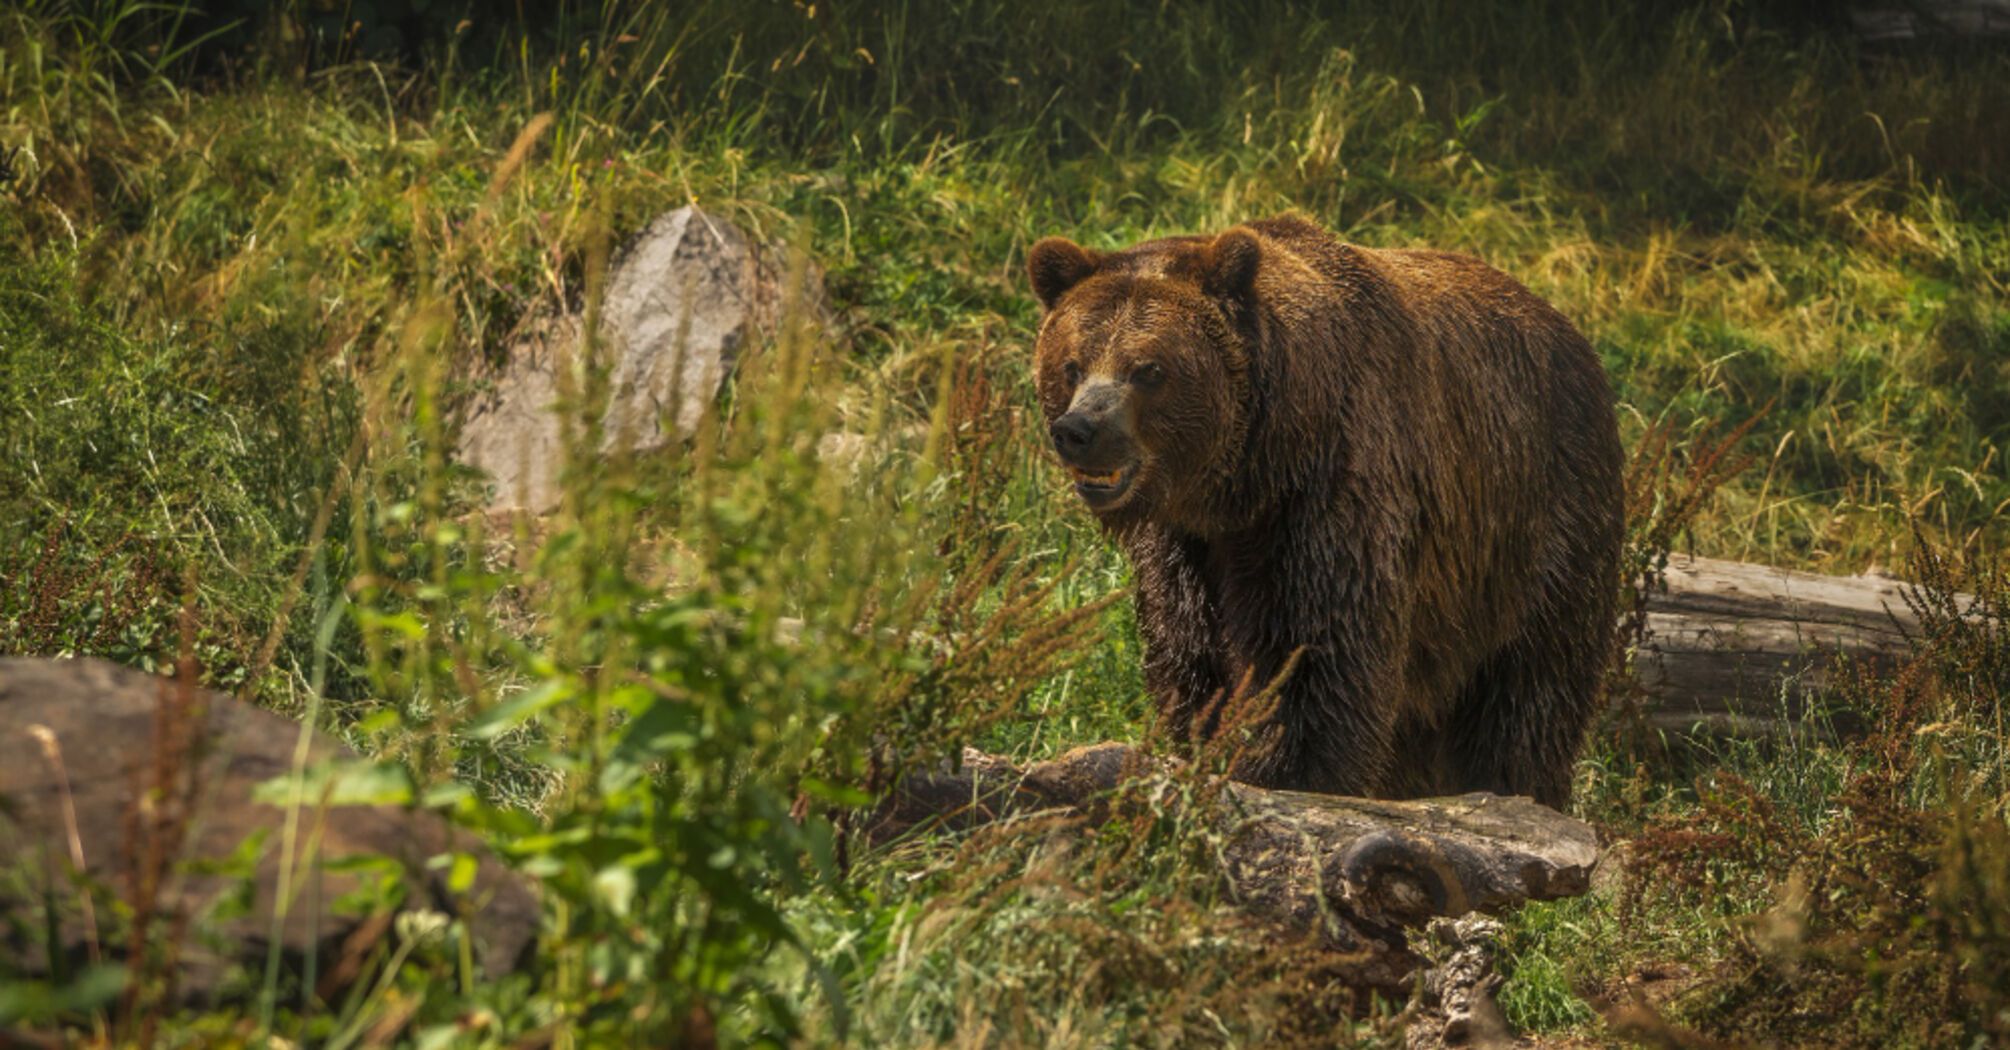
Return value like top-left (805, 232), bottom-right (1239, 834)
top-left (3, 0), bottom-right (2010, 1045)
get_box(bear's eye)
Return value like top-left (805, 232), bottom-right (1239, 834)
top-left (1129, 362), bottom-right (1166, 390)
top-left (1063, 361), bottom-right (1083, 387)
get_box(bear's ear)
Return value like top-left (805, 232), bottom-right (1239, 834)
top-left (1028, 237), bottom-right (1101, 309)
top-left (1203, 228), bottom-right (1261, 299)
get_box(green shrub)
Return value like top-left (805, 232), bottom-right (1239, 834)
top-left (5, 0), bottom-right (2010, 1045)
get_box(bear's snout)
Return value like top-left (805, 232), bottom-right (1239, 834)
top-left (1049, 408), bottom-right (1136, 473)
top-left (1050, 379), bottom-right (1143, 509)
top-left (1051, 380), bottom-right (1136, 469)
top-left (1049, 413), bottom-right (1099, 461)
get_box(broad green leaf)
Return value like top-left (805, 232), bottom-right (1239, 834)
top-left (467, 679), bottom-right (573, 740)
top-left (253, 759), bottom-right (415, 808)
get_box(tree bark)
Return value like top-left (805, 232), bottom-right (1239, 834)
top-left (868, 741), bottom-right (1602, 992)
top-left (861, 556), bottom-right (1968, 997)
top-left (867, 556), bottom-right (1971, 933)
top-left (1632, 553), bottom-right (1954, 734)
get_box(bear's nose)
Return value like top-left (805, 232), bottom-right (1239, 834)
top-left (1050, 413), bottom-right (1097, 461)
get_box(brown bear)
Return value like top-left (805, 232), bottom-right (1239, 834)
top-left (1026, 214), bottom-right (1623, 807)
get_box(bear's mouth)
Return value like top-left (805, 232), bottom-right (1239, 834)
top-left (1069, 462), bottom-right (1138, 508)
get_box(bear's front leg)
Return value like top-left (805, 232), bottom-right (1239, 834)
top-left (1223, 643), bottom-right (1404, 796)
top-left (1129, 526), bottom-right (1233, 748)
top-left (1214, 512), bottom-right (1408, 797)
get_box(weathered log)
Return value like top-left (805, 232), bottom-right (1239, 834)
top-left (870, 741), bottom-right (1600, 994)
top-left (1406, 916), bottom-right (1512, 1050)
top-left (869, 557), bottom-right (1954, 910)
top-left (1633, 553), bottom-right (1962, 734)
top-left (1850, 0), bottom-right (2010, 42)
top-left (859, 556), bottom-right (1967, 1003)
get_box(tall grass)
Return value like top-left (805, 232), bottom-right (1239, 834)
top-left (8, 0), bottom-right (2006, 577)
top-left (2, 0), bottom-right (2009, 1045)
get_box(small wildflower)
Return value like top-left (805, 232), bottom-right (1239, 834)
top-left (395, 909), bottom-right (451, 945)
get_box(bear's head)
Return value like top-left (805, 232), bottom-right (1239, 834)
top-left (1026, 228), bottom-right (1260, 527)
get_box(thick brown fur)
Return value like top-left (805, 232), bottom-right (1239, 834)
top-left (1026, 214), bottom-right (1623, 806)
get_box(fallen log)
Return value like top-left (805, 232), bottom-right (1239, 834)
top-left (861, 557), bottom-right (1976, 991)
top-left (1633, 553), bottom-right (1964, 734)
top-left (869, 742), bottom-right (1601, 992)
top-left (867, 556), bottom-right (1957, 919)
top-left (1850, 0), bottom-right (2010, 42)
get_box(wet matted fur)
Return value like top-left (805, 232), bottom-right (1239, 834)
top-left (1027, 214), bottom-right (1623, 806)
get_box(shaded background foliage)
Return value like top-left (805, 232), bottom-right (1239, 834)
top-left (3, 0), bottom-right (2010, 1044)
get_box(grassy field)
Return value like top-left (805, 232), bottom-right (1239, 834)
top-left (3, 0), bottom-right (2009, 1045)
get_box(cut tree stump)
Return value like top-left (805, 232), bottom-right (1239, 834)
top-left (1633, 553), bottom-right (1964, 734)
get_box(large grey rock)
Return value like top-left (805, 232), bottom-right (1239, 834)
top-left (0, 658), bottom-right (539, 1000)
top-left (457, 207), bottom-right (824, 513)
